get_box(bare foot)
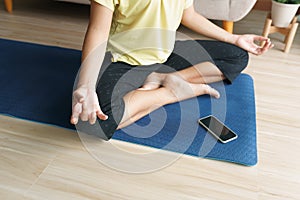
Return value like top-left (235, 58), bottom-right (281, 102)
top-left (162, 74), bottom-right (220, 102)
top-left (138, 72), bottom-right (166, 91)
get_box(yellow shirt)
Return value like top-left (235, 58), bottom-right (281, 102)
top-left (93, 0), bottom-right (194, 65)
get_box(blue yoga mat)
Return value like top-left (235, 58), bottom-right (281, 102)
top-left (0, 38), bottom-right (257, 166)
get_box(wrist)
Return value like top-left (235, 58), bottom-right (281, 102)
top-left (225, 34), bottom-right (239, 45)
top-left (76, 82), bottom-right (96, 90)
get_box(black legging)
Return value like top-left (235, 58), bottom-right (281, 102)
top-left (166, 40), bottom-right (249, 83)
top-left (77, 40), bottom-right (249, 140)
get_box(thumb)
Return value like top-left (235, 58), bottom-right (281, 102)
top-left (96, 110), bottom-right (108, 120)
top-left (73, 90), bottom-right (85, 103)
top-left (254, 35), bottom-right (269, 42)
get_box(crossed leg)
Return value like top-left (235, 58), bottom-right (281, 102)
top-left (96, 40), bottom-right (248, 137)
top-left (118, 62), bottom-right (223, 129)
top-left (139, 61), bottom-right (225, 90)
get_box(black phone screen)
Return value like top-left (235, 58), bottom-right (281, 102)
top-left (199, 116), bottom-right (237, 142)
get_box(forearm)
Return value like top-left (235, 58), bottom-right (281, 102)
top-left (77, 28), bottom-right (108, 89)
top-left (181, 6), bottom-right (239, 45)
top-left (76, 1), bottom-right (113, 89)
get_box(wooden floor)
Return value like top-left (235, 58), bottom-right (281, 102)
top-left (1, 1), bottom-right (300, 199)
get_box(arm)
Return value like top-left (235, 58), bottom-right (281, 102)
top-left (181, 5), bottom-right (273, 55)
top-left (181, 5), bottom-right (238, 44)
top-left (71, 1), bottom-right (113, 125)
top-left (78, 1), bottom-right (113, 88)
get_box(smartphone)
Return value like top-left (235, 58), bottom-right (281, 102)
top-left (198, 115), bottom-right (238, 143)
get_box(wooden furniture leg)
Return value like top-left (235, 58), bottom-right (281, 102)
top-left (284, 21), bottom-right (298, 53)
top-left (223, 20), bottom-right (234, 33)
top-left (262, 13), bottom-right (299, 53)
top-left (4, 0), bottom-right (13, 13)
top-left (261, 14), bottom-right (272, 46)
top-left (283, 17), bottom-right (298, 52)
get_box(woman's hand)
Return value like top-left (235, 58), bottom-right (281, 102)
top-left (70, 86), bottom-right (108, 125)
top-left (234, 34), bottom-right (274, 55)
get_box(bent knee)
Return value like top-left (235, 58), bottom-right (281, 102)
top-left (227, 46), bottom-right (249, 73)
top-left (238, 48), bottom-right (249, 70)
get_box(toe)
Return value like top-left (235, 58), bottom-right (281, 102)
top-left (203, 85), bottom-right (220, 98)
top-left (138, 82), bottom-right (160, 91)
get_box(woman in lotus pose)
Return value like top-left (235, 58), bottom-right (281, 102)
top-left (70, 0), bottom-right (273, 140)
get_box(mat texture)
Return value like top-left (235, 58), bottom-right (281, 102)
top-left (0, 38), bottom-right (257, 166)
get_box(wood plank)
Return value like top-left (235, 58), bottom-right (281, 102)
top-left (0, 1), bottom-right (299, 199)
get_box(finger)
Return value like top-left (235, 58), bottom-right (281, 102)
top-left (89, 111), bottom-right (97, 124)
top-left (267, 40), bottom-right (274, 49)
top-left (71, 102), bottom-right (82, 124)
top-left (262, 39), bottom-right (273, 48)
top-left (96, 110), bottom-right (108, 120)
top-left (80, 101), bottom-right (89, 121)
top-left (261, 41), bottom-right (272, 53)
top-left (255, 40), bottom-right (270, 55)
top-left (263, 39), bottom-right (271, 47)
top-left (70, 117), bottom-right (78, 125)
top-left (88, 103), bottom-right (100, 124)
top-left (92, 99), bottom-right (108, 120)
top-left (259, 40), bottom-right (273, 55)
top-left (202, 84), bottom-right (220, 99)
top-left (248, 45), bottom-right (261, 55)
top-left (253, 35), bottom-right (269, 42)
top-left (70, 115), bottom-right (79, 125)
